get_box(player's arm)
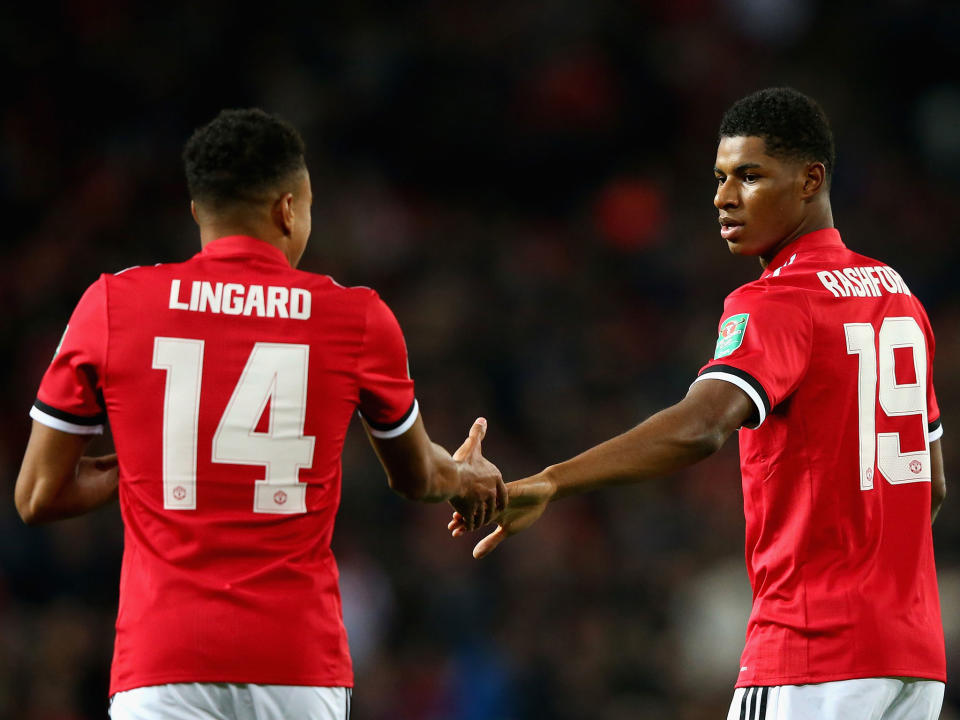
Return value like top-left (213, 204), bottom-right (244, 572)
top-left (452, 378), bottom-right (753, 557)
top-left (15, 421), bottom-right (119, 525)
top-left (931, 438), bottom-right (945, 524)
top-left (358, 291), bottom-right (505, 527)
top-left (366, 415), bottom-right (505, 529)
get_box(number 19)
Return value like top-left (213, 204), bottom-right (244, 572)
top-left (845, 317), bottom-right (930, 490)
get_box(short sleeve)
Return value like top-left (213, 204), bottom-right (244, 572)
top-left (357, 294), bottom-right (418, 439)
top-left (693, 286), bottom-right (813, 428)
top-left (919, 304), bottom-right (942, 443)
top-left (31, 277), bottom-right (109, 434)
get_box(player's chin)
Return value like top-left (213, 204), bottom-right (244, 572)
top-left (724, 233), bottom-right (763, 257)
top-left (725, 237), bottom-right (753, 255)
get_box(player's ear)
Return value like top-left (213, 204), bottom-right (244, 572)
top-left (800, 161), bottom-right (826, 199)
top-left (274, 192), bottom-right (296, 236)
top-left (190, 201), bottom-right (200, 225)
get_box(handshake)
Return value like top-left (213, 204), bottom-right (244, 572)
top-left (445, 417), bottom-right (554, 559)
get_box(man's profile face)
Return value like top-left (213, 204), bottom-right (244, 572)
top-left (713, 136), bottom-right (807, 261)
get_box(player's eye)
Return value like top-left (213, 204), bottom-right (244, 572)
top-left (744, 173), bottom-right (759, 183)
top-left (715, 176), bottom-right (725, 185)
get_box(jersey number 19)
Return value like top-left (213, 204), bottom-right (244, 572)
top-left (845, 316), bottom-right (930, 491)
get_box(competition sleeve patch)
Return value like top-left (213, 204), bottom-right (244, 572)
top-left (714, 313), bottom-right (749, 359)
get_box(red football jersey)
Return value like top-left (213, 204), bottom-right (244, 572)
top-left (30, 236), bottom-right (418, 695)
top-left (695, 229), bottom-right (944, 687)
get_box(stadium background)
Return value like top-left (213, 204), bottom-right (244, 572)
top-left (3, 1), bottom-right (959, 718)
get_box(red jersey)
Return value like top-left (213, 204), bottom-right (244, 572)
top-left (695, 229), bottom-right (945, 687)
top-left (30, 236), bottom-right (418, 695)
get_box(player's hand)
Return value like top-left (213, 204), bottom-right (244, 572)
top-left (448, 418), bottom-right (506, 532)
top-left (448, 473), bottom-right (555, 558)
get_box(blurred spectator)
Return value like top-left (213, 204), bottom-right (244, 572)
top-left (3, 1), bottom-right (959, 717)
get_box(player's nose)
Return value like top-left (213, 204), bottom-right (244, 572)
top-left (714, 181), bottom-right (738, 209)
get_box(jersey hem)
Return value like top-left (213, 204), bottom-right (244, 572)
top-left (111, 673), bottom-right (355, 697)
top-left (735, 668), bottom-right (947, 688)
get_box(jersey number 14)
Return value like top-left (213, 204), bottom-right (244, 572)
top-left (845, 316), bottom-right (930, 491)
top-left (153, 337), bottom-right (315, 514)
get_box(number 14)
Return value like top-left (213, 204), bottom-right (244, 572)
top-left (152, 338), bottom-right (315, 513)
top-left (845, 317), bottom-right (930, 490)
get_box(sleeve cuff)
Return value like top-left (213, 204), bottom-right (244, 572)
top-left (929, 417), bottom-right (943, 443)
top-left (692, 365), bottom-right (771, 428)
top-left (30, 401), bottom-right (105, 435)
top-left (360, 399), bottom-right (419, 439)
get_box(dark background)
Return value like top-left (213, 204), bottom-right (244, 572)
top-left (3, 1), bottom-right (960, 718)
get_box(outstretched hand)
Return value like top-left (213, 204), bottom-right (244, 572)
top-left (448, 418), bottom-right (506, 532)
top-left (449, 474), bottom-right (555, 558)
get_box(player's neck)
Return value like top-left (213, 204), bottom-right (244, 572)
top-left (198, 222), bottom-right (293, 266)
top-left (758, 204), bottom-right (835, 269)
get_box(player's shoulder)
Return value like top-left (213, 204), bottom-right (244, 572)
top-left (290, 268), bottom-right (382, 301)
top-left (723, 273), bottom-right (808, 305)
top-left (77, 264), bottom-right (173, 298)
top-left (287, 269), bottom-right (397, 323)
top-left (837, 247), bottom-right (902, 275)
top-left (95, 262), bottom-right (192, 304)
top-left (718, 273), bottom-right (822, 333)
top-left (111, 263), bottom-right (157, 277)
top-left (101, 261), bottom-right (187, 283)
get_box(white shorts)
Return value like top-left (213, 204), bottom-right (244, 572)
top-left (109, 683), bottom-right (352, 720)
top-left (727, 677), bottom-right (944, 720)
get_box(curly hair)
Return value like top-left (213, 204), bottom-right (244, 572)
top-left (183, 108), bottom-right (306, 208)
top-left (719, 88), bottom-right (835, 181)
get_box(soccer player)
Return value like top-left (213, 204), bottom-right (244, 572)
top-left (452, 88), bottom-right (946, 719)
top-left (15, 108), bottom-right (505, 720)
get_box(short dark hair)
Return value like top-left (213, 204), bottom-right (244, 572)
top-left (719, 87), bottom-right (835, 181)
top-left (183, 108), bottom-right (306, 207)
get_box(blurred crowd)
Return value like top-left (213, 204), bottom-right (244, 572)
top-left (3, 1), bottom-right (960, 718)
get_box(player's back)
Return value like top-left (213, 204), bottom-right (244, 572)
top-left (700, 229), bottom-right (944, 686)
top-left (97, 236), bottom-right (406, 693)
